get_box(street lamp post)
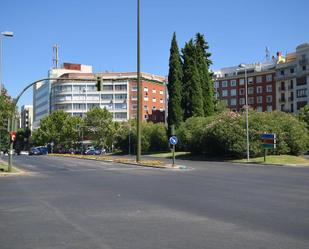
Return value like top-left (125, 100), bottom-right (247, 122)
top-left (0, 31), bottom-right (14, 94)
top-left (0, 31), bottom-right (13, 155)
top-left (238, 64), bottom-right (250, 162)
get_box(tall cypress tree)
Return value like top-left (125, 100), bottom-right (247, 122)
top-left (195, 33), bottom-right (214, 116)
top-left (181, 40), bottom-right (204, 120)
top-left (167, 32), bottom-right (183, 131)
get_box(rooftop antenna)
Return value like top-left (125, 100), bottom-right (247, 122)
top-left (52, 44), bottom-right (59, 68)
top-left (265, 46), bottom-right (270, 62)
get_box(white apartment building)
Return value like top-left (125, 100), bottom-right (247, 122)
top-left (275, 43), bottom-right (309, 112)
top-left (33, 64), bottom-right (167, 129)
top-left (20, 105), bottom-right (33, 131)
top-left (33, 63), bottom-right (92, 129)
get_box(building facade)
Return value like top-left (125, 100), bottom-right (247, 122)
top-left (33, 64), bottom-right (167, 128)
top-left (275, 43), bottom-right (309, 112)
top-left (214, 43), bottom-right (309, 113)
top-left (20, 105), bottom-right (33, 131)
top-left (33, 63), bottom-right (92, 129)
top-left (214, 63), bottom-right (276, 112)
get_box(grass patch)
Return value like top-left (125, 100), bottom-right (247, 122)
top-left (232, 155), bottom-right (309, 166)
top-left (0, 163), bottom-right (19, 173)
top-left (147, 151), bottom-right (191, 158)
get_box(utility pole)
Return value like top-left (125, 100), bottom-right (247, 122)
top-left (136, 0), bottom-right (142, 162)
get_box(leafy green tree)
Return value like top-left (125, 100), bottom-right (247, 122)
top-left (14, 128), bottom-right (31, 153)
top-left (195, 33), bottom-right (214, 116)
top-left (182, 40), bottom-right (204, 119)
top-left (0, 87), bottom-right (14, 152)
top-left (84, 107), bottom-right (114, 149)
top-left (31, 110), bottom-right (81, 151)
top-left (115, 121), bottom-right (168, 154)
top-left (298, 105), bottom-right (309, 128)
top-left (167, 32), bottom-right (183, 132)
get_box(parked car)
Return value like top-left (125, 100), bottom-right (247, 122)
top-left (29, 146), bottom-right (48, 155)
top-left (85, 148), bottom-right (101, 155)
top-left (29, 147), bottom-right (41, 155)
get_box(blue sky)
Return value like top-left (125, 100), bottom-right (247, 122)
top-left (1, 0), bottom-right (309, 108)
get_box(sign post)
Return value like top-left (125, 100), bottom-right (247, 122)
top-left (169, 136), bottom-right (178, 167)
top-left (260, 133), bottom-right (276, 162)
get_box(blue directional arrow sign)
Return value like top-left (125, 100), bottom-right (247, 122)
top-left (169, 136), bottom-right (178, 145)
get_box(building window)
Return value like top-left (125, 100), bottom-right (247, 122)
top-left (222, 90), bottom-right (228, 97)
top-left (303, 65), bottom-right (306, 71)
top-left (231, 89), bottom-right (236, 96)
top-left (222, 80), bottom-right (228, 87)
top-left (144, 87), bottom-right (148, 92)
top-left (159, 90), bottom-right (164, 95)
top-left (248, 87), bottom-right (254, 95)
top-left (239, 98), bottom-right (245, 105)
top-left (266, 74), bottom-right (272, 82)
top-left (267, 105), bottom-right (273, 112)
top-left (239, 78), bottom-right (245, 85)
top-left (248, 77), bottom-right (254, 84)
top-left (257, 96), bottom-right (263, 103)
top-left (144, 96), bottom-right (149, 101)
top-left (115, 94), bottom-right (127, 100)
top-left (257, 86), bottom-right (263, 93)
top-left (266, 96), bottom-right (272, 103)
top-left (257, 106), bottom-right (263, 112)
top-left (152, 89), bottom-right (157, 94)
top-left (115, 85), bottom-right (127, 91)
top-left (256, 76), bottom-right (262, 83)
top-left (144, 105), bottom-right (148, 110)
top-left (132, 86), bottom-right (137, 91)
top-left (160, 99), bottom-right (164, 103)
top-left (290, 68), bottom-right (294, 74)
top-left (290, 80), bottom-right (294, 89)
top-left (230, 98), bottom-right (236, 106)
top-left (296, 89), bottom-right (307, 98)
top-left (297, 76), bottom-right (307, 86)
top-left (266, 85), bottom-right (272, 93)
top-left (248, 97), bottom-right (254, 105)
top-left (239, 88), bottom-right (245, 95)
top-left (297, 101), bottom-right (307, 110)
top-left (280, 70), bottom-right (285, 75)
top-left (231, 79), bottom-right (237, 87)
top-left (214, 81), bottom-right (219, 88)
top-left (152, 97), bottom-right (156, 102)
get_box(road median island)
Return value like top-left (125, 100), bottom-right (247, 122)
top-left (0, 159), bottom-right (26, 176)
top-left (48, 154), bottom-right (186, 169)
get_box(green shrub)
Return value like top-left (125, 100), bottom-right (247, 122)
top-left (115, 121), bottom-right (169, 154)
top-left (176, 111), bottom-right (309, 158)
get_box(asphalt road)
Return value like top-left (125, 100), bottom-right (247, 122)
top-left (1, 155), bottom-right (309, 249)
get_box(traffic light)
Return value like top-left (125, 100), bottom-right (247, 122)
top-left (10, 131), bottom-right (16, 142)
top-left (96, 76), bottom-right (102, 91)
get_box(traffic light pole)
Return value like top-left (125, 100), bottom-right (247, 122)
top-left (6, 77), bottom-right (96, 172)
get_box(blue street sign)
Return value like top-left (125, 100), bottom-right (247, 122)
top-left (260, 133), bottom-right (276, 139)
top-left (169, 136), bottom-right (178, 145)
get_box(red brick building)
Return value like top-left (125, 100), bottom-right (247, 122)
top-left (213, 63), bottom-right (277, 112)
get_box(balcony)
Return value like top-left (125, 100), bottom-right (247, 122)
top-left (288, 97), bottom-right (294, 102)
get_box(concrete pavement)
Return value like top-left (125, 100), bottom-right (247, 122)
top-left (0, 155), bottom-right (309, 249)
